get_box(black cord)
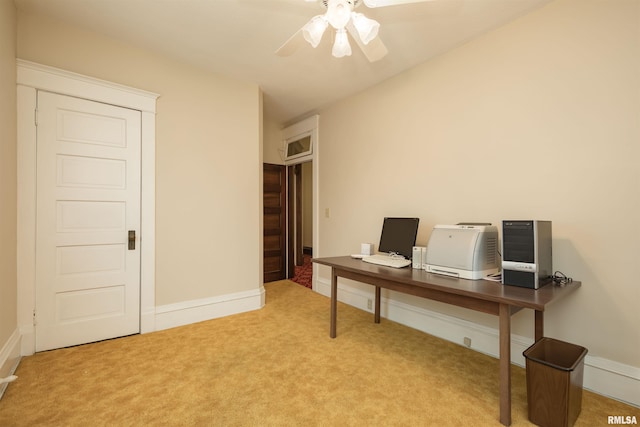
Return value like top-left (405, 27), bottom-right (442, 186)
top-left (551, 271), bottom-right (573, 286)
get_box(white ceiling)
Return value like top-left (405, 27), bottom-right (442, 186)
top-left (14, 0), bottom-right (551, 125)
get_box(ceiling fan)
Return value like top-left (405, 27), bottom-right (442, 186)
top-left (275, 0), bottom-right (431, 62)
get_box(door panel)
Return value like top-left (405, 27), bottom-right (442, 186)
top-left (56, 155), bottom-right (126, 188)
top-left (35, 91), bottom-right (141, 352)
top-left (263, 164), bottom-right (286, 282)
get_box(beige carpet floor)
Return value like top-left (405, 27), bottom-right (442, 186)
top-left (0, 280), bottom-right (637, 426)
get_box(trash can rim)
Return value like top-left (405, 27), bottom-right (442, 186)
top-left (523, 337), bottom-right (588, 372)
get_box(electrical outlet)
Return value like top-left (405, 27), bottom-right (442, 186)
top-left (367, 299), bottom-right (372, 310)
top-left (464, 337), bottom-right (472, 348)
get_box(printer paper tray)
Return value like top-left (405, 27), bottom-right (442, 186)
top-left (425, 264), bottom-right (497, 281)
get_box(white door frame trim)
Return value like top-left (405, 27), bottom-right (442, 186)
top-left (16, 60), bottom-right (159, 355)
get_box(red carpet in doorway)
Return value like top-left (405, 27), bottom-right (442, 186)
top-left (292, 254), bottom-right (312, 289)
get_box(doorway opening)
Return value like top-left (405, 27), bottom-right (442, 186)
top-left (288, 161), bottom-right (313, 289)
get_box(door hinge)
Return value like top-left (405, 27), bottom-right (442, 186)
top-left (33, 309), bottom-right (37, 326)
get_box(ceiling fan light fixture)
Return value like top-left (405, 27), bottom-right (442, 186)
top-left (303, 15), bottom-right (329, 48)
top-left (332, 28), bottom-right (352, 58)
top-left (351, 12), bottom-right (380, 45)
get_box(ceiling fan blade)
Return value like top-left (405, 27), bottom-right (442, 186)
top-left (363, 0), bottom-right (432, 7)
top-left (275, 28), bottom-right (306, 57)
top-left (346, 21), bottom-right (388, 62)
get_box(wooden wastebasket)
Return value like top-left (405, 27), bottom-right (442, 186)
top-left (523, 337), bottom-right (588, 427)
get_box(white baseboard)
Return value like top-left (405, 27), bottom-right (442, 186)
top-left (0, 329), bottom-right (22, 400)
top-left (154, 286), bottom-right (266, 331)
top-left (315, 277), bottom-right (639, 408)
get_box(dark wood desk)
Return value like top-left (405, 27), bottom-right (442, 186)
top-left (312, 256), bottom-right (581, 426)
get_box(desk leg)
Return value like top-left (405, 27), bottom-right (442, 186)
top-left (534, 310), bottom-right (544, 341)
top-left (374, 286), bottom-right (381, 324)
top-left (330, 268), bottom-right (337, 338)
top-left (499, 303), bottom-right (512, 426)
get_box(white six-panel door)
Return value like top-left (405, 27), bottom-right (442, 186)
top-left (35, 91), bottom-right (142, 352)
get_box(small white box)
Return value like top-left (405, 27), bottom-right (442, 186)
top-left (412, 246), bottom-right (426, 269)
top-left (361, 243), bottom-right (375, 256)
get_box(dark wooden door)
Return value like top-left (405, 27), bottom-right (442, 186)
top-left (263, 164), bottom-right (287, 282)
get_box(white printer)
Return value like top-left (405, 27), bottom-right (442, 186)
top-left (424, 224), bottom-right (499, 280)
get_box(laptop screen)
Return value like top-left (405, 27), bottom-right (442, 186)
top-left (378, 217), bottom-right (420, 259)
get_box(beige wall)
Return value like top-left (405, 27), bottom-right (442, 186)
top-left (316, 0), bottom-right (639, 367)
top-left (263, 115), bottom-right (284, 165)
top-left (17, 11), bottom-right (262, 305)
top-left (0, 0), bottom-right (17, 348)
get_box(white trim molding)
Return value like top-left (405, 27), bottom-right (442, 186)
top-left (155, 287), bottom-right (266, 331)
top-left (16, 60), bottom-right (157, 113)
top-left (16, 60), bottom-right (159, 355)
top-left (0, 329), bottom-right (21, 400)
top-left (314, 276), bottom-right (640, 408)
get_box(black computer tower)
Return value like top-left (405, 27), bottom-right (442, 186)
top-left (501, 220), bottom-right (552, 289)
